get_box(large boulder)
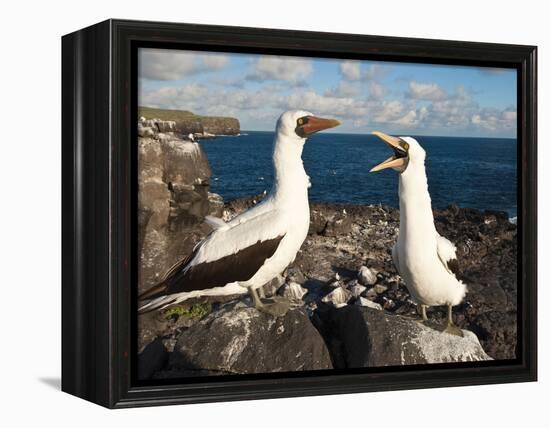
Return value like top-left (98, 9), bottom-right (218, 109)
top-left (170, 302), bottom-right (333, 374)
top-left (138, 338), bottom-right (169, 380)
top-left (312, 305), bottom-right (491, 368)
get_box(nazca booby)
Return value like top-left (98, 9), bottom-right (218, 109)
top-left (139, 110), bottom-right (340, 316)
top-left (370, 131), bottom-right (467, 336)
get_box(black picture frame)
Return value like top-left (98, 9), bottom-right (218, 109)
top-left (61, 19), bottom-right (537, 408)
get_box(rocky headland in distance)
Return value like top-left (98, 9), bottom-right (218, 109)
top-left (139, 106), bottom-right (240, 139)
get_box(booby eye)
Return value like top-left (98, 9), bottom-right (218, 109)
top-left (297, 116), bottom-right (310, 127)
top-left (403, 142), bottom-right (409, 150)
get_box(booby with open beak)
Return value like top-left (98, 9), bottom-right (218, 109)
top-left (370, 131), bottom-right (467, 336)
top-left (139, 110), bottom-right (340, 316)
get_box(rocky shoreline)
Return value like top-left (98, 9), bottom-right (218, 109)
top-left (137, 119), bottom-right (517, 379)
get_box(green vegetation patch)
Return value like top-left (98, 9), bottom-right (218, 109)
top-left (163, 302), bottom-right (212, 320)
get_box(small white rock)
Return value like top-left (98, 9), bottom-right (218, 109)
top-left (374, 284), bottom-right (388, 294)
top-left (279, 282), bottom-right (307, 301)
top-left (322, 287), bottom-right (351, 306)
top-left (350, 284), bottom-right (367, 298)
top-left (358, 266), bottom-right (377, 286)
top-left (356, 297), bottom-right (383, 310)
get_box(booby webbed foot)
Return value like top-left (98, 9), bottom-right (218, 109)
top-left (256, 298), bottom-right (291, 317)
top-left (443, 304), bottom-right (464, 337)
top-left (443, 323), bottom-right (464, 337)
top-left (248, 287), bottom-right (291, 317)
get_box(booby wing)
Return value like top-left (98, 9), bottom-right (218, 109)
top-left (139, 209), bottom-right (287, 306)
top-left (436, 234), bottom-right (462, 279)
top-left (227, 196), bottom-right (274, 227)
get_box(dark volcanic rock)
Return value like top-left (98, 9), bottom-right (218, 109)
top-left (138, 338), bottom-right (169, 380)
top-left (322, 210), bottom-right (353, 237)
top-left (138, 121), bottom-right (214, 295)
top-left (301, 203), bottom-right (516, 360)
top-left (313, 305), bottom-right (491, 368)
top-left (469, 310), bottom-right (517, 360)
top-left (137, 302), bottom-right (212, 353)
top-left (206, 195), bottom-right (517, 361)
top-left (137, 151), bottom-right (517, 371)
top-left (171, 302), bottom-right (333, 374)
top-left (310, 208), bottom-right (328, 234)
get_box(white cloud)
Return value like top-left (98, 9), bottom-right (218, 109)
top-left (398, 86), bottom-right (517, 135)
top-left (246, 56), bottom-right (313, 84)
top-left (140, 84), bottom-right (209, 108)
top-left (373, 100), bottom-right (407, 123)
top-left (202, 55), bottom-right (229, 69)
top-left (285, 91), bottom-right (370, 118)
top-left (139, 49), bottom-right (229, 81)
top-left (363, 64), bottom-right (387, 81)
top-left (324, 80), bottom-right (361, 98)
top-left (140, 80), bottom-right (516, 137)
top-left (395, 110), bottom-right (418, 126)
top-left (368, 82), bottom-right (385, 100)
top-left (471, 108), bottom-right (517, 131)
top-left (330, 64), bottom-right (387, 100)
top-left (406, 81), bottom-right (447, 101)
top-left (340, 61), bottom-right (361, 81)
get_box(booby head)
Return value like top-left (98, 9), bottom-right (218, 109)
top-left (276, 110), bottom-right (340, 142)
top-left (369, 131), bottom-right (425, 173)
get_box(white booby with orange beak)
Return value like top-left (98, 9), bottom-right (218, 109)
top-left (139, 110), bottom-right (340, 316)
top-left (370, 132), bottom-right (467, 336)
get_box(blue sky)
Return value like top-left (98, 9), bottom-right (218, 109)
top-left (139, 48), bottom-right (517, 138)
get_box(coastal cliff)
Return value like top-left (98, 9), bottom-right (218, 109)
top-left (139, 106), bottom-right (240, 137)
top-left (137, 118), bottom-right (224, 298)
top-left (137, 119), bottom-right (516, 378)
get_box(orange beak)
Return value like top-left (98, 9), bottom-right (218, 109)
top-left (298, 116), bottom-right (340, 136)
top-left (370, 131), bottom-right (409, 172)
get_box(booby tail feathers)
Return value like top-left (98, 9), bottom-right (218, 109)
top-left (138, 281), bottom-right (168, 301)
top-left (138, 294), bottom-right (178, 314)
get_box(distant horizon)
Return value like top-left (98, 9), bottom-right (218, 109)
top-left (139, 48), bottom-right (517, 138)
top-left (238, 129), bottom-right (518, 140)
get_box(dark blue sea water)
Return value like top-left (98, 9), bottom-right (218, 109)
top-left (200, 131), bottom-right (518, 218)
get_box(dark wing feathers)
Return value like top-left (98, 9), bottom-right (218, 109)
top-left (139, 235), bottom-right (285, 300)
top-left (446, 258), bottom-right (465, 282)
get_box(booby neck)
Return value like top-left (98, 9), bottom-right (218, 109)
top-left (398, 159), bottom-right (437, 239)
top-left (271, 134), bottom-right (309, 204)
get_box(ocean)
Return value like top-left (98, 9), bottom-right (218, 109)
top-left (200, 131), bottom-right (518, 218)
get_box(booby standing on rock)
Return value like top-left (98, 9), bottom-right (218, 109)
top-left (370, 131), bottom-right (467, 336)
top-left (139, 110), bottom-right (340, 316)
